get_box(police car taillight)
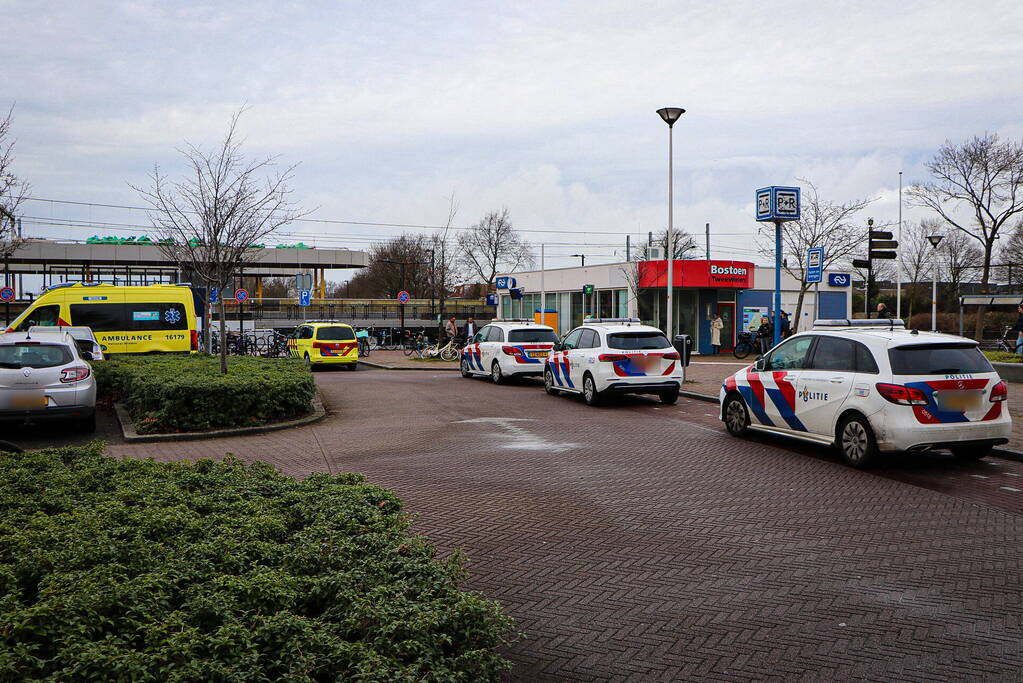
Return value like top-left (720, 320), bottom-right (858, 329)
top-left (598, 353), bottom-right (629, 362)
top-left (875, 383), bottom-right (929, 406)
top-left (663, 352), bottom-right (680, 360)
top-left (501, 346), bottom-right (522, 355)
top-left (990, 380), bottom-right (1008, 402)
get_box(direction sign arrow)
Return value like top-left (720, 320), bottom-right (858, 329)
top-left (870, 251), bottom-right (898, 260)
top-left (870, 240), bottom-right (899, 250)
top-left (852, 259), bottom-right (871, 269)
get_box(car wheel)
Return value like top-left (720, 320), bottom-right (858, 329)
top-left (950, 444), bottom-right (993, 461)
top-left (460, 357), bottom-right (473, 378)
top-left (659, 388), bottom-right (679, 405)
top-left (544, 367), bottom-right (559, 395)
top-left (491, 361), bottom-right (505, 385)
top-left (723, 394), bottom-right (750, 437)
top-left (583, 373), bottom-right (601, 406)
top-left (837, 414), bottom-right (878, 469)
top-left (347, 363), bottom-right (358, 371)
top-left (304, 353), bottom-right (317, 372)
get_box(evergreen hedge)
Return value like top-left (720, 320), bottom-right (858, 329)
top-left (94, 356), bottom-right (315, 434)
top-left (0, 443), bottom-right (515, 681)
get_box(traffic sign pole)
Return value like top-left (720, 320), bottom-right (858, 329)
top-left (774, 220), bottom-right (782, 346)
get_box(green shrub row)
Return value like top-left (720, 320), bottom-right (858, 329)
top-left (984, 350), bottom-right (1022, 364)
top-left (94, 356), bottom-right (316, 434)
top-left (0, 443), bottom-right (515, 681)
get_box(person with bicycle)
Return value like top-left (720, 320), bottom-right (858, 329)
top-left (1013, 303), bottom-right (1023, 355)
top-left (443, 316), bottom-right (458, 343)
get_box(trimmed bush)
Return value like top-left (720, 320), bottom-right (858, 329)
top-left (94, 356), bottom-right (315, 433)
top-left (985, 351), bottom-right (1022, 364)
top-left (0, 443), bottom-right (515, 681)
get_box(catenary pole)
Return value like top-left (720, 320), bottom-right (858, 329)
top-left (896, 171), bottom-right (902, 320)
top-left (540, 244), bottom-right (545, 326)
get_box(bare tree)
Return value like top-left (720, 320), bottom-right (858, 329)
top-left (1, 106), bottom-right (30, 320)
top-left (457, 208), bottom-right (534, 286)
top-left (909, 133), bottom-right (1023, 338)
top-left (133, 110), bottom-right (307, 373)
top-left (641, 228), bottom-right (700, 260)
top-left (431, 193), bottom-right (463, 322)
top-left (345, 233), bottom-right (433, 298)
top-left (939, 228), bottom-right (983, 302)
top-left (756, 180), bottom-right (873, 331)
top-left (899, 219), bottom-right (943, 322)
top-left (998, 220), bottom-right (1023, 289)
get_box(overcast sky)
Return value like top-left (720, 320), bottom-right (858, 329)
top-left (5, 0), bottom-right (1023, 277)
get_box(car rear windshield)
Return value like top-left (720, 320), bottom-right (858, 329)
top-left (607, 332), bottom-right (671, 350)
top-left (316, 326), bottom-right (356, 341)
top-left (508, 329), bottom-right (559, 343)
top-left (888, 343), bottom-right (994, 375)
top-left (0, 343), bottom-right (73, 369)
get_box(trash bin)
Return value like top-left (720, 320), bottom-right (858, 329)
top-left (673, 334), bottom-right (693, 367)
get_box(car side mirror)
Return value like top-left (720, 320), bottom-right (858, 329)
top-left (81, 351), bottom-right (94, 361)
top-left (753, 357), bottom-right (766, 371)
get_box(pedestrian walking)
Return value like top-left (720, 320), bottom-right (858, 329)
top-left (876, 302), bottom-right (892, 319)
top-left (464, 317), bottom-right (477, 341)
top-left (444, 316), bottom-right (457, 342)
top-left (779, 311), bottom-right (792, 338)
top-left (710, 313), bottom-right (724, 354)
top-left (756, 316), bottom-right (773, 354)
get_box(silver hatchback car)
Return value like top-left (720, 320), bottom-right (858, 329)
top-left (0, 330), bottom-right (97, 432)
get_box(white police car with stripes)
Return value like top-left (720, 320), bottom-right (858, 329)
top-left (545, 318), bottom-right (685, 406)
top-left (719, 319), bottom-right (1011, 468)
top-left (460, 319), bottom-right (559, 383)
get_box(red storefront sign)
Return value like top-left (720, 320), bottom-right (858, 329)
top-left (637, 260), bottom-right (754, 289)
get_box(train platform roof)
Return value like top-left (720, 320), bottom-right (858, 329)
top-left (3, 239), bottom-right (368, 275)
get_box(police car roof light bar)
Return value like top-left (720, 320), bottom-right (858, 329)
top-left (490, 318), bottom-right (533, 323)
top-left (812, 319), bottom-right (906, 328)
top-left (582, 317), bottom-right (642, 324)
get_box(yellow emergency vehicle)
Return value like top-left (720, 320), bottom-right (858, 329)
top-left (288, 321), bottom-right (359, 369)
top-left (4, 283), bottom-right (199, 354)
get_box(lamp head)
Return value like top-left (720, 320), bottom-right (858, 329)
top-left (656, 107), bottom-right (686, 127)
top-left (927, 233), bottom-right (944, 248)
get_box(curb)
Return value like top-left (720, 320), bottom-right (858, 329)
top-left (114, 391), bottom-right (328, 443)
top-left (678, 388), bottom-right (1023, 463)
top-left (358, 359), bottom-right (459, 372)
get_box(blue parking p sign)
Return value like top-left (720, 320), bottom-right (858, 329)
top-left (298, 289), bottom-right (311, 306)
top-left (755, 186), bottom-right (801, 222)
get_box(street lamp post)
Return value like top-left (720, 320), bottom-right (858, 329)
top-left (927, 232), bottom-right (944, 332)
top-left (570, 253), bottom-right (586, 267)
top-left (657, 107), bottom-right (685, 339)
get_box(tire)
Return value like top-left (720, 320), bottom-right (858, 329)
top-left (440, 346), bottom-right (458, 362)
top-left (733, 343), bottom-right (751, 360)
top-left (950, 444), bottom-right (993, 461)
top-left (659, 388), bottom-right (679, 405)
top-left (582, 373), bottom-right (601, 406)
top-left (402, 343), bottom-right (414, 357)
top-left (723, 394), bottom-right (750, 437)
top-left (491, 361), bottom-right (505, 385)
top-left (346, 363), bottom-right (358, 371)
top-left (544, 367), bottom-right (559, 395)
top-left (837, 414), bottom-right (879, 469)
top-left (460, 357), bottom-right (473, 378)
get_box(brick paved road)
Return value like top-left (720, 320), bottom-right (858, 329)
top-left (91, 368), bottom-right (1023, 680)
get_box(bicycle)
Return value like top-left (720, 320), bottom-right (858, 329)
top-left (733, 330), bottom-right (756, 359)
top-left (263, 330), bottom-right (292, 358)
top-left (403, 331), bottom-right (428, 358)
top-left (996, 325), bottom-right (1022, 354)
top-left (433, 337), bottom-right (463, 361)
top-left (356, 329), bottom-right (371, 357)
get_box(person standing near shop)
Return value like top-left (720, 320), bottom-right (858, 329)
top-left (710, 313), bottom-right (724, 354)
top-left (779, 311), bottom-right (792, 338)
top-left (756, 315), bottom-right (773, 354)
top-left (444, 316), bottom-right (457, 343)
top-left (464, 317), bottom-right (477, 341)
top-left (876, 302), bottom-right (893, 319)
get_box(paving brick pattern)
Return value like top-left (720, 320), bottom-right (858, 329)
top-left (93, 369), bottom-right (1023, 681)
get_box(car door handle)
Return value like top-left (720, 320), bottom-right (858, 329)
top-left (829, 377), bottom-right (846, 384)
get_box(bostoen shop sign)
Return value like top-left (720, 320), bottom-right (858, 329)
top-left (638, 260), bottom-right (755, 288)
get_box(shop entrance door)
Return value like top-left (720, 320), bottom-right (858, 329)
top-left (717, 302), bottom-right (736, 351)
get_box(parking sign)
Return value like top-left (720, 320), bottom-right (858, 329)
top-left (298, 289), bottom-right (311, 306)
top-left (806, 247), bottom-right (823, 284)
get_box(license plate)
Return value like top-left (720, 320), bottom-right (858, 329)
top-left (528, 351), bottom-right (549, 358)
top-left (634, 356), bottom-right (654, 371)
top-left (11, 393), bottom-right (46, 410)
top-left (937, 391), bottom-right (981, 412)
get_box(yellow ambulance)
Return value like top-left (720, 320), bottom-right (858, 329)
top-left (287, 321), bottom-right (359, 369)
top-left (4, 283), bottom-right (199, 354)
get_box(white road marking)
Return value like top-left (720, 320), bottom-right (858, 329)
top-left (999, 487), bottom-right (1021, 492)
top-left (1005, 473), bottom-right (1020, 477)
top-left (452, 417), bottom-right (579, 452)
top-left (970, 475), bottom-right (989, 479)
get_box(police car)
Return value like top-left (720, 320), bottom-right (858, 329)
top-left (719, 319), bottom-right (1012, 468)
top-left (460, 319), bottom-right (559, 384)
top-left (545, 318), bottom-right (685, 406)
